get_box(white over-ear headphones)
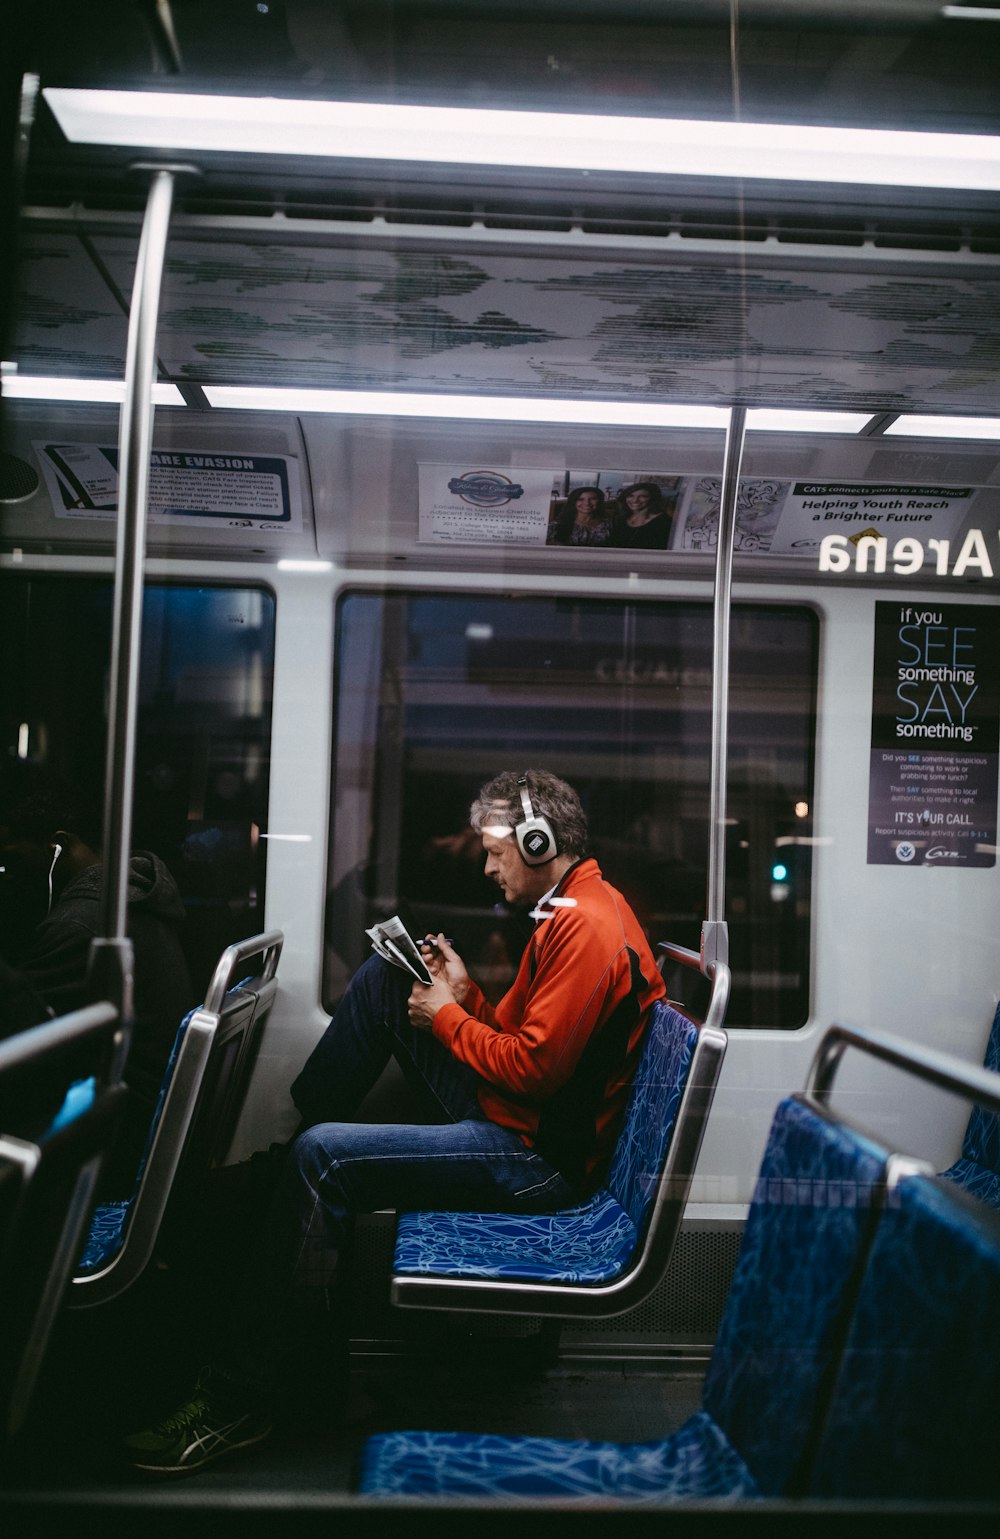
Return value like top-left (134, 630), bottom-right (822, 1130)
top-left (513, 777), bottom-right (559, 866)
top-left (47, 842), bottom-right (63, 913)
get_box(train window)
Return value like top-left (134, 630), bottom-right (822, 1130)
top-left (0, 576), bottom-right (275, 997)
top-left (326, 589), bottom-right (817, 1029)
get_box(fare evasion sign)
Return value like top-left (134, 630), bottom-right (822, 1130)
top-left (868, 602), bottom-right (999, 868)
top-left (35, 442), bottom-right (302, 533)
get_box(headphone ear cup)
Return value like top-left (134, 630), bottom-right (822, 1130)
top-left (514, 815), bottom-right (558, 865)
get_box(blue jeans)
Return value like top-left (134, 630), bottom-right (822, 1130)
top-left (227, 957), bottom-right (573, 1390)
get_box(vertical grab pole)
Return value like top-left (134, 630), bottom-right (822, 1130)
top-left (701, 405), bottom-right (746, 974)
top-left (90, 169), bottom-right (176, 1039)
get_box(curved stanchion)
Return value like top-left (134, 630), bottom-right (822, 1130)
top-left (203, 928), bottom-right (284, 1015)
top-left (805, 1021), bottom-right (1000, 1117)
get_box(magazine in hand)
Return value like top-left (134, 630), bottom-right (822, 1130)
top-left (366, 913), bottom-right (433, 985)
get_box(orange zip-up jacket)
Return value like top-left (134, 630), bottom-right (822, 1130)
top-left (431, 857), bottom-right (665, 1191)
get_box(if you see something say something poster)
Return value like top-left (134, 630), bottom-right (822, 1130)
top-left (868, 602), bottom-right (999, 868)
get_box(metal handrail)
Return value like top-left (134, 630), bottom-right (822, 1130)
top-left (659, 941), bottom-right (731, 1035)
top-left (0, 1001), bottom-right (120, 1080)
top-left (805, 1021), bottom-right (1000, 1118)
top-left (202, 929), bottom-right (284, 1015)
top-left (702, 404), bottom-right (747, 973)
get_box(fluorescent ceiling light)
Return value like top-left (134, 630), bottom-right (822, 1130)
top-left (276, 558), bottom-right (333, 572)
top-left (2, 372), bottom-right (183, 406)
top-left (43, 87), bottom-right (1000, 192)
top-left (746, 409), bottom-right (874, 434)
top-left (883, 414), bottom-right (1000, 440)
top-left (203, 385), bottom-right (730, 429)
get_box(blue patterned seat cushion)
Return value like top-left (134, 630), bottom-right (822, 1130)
top-left (358, 1409), bottom-right (759, 1501)
top-left (76, 1200), bottom-right (130, 1274)
top-left (393, 1189), bottom-right (636, 1282)
top-left (74, 1010), bottom-right (195, 1275)
top-left (810, 1174), bottom-right (1000, 1501)
top-left (393, 1001), bottom-right (697, 1284)
top-left (701, 1096), bottom-right (889, 1497)
top-left (938, 1154), bottom-right (1000, 1212)
top-left (940, 1002), bottom-right (1000, 1211)
top-left (965, 998), bottom-right (1000, 1169)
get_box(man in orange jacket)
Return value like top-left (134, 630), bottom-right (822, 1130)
top-left (127, 769), bottom-right (665, 1475)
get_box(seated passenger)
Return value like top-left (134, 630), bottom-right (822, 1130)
top-left (125, 768), bottom-right (666, 1475)
top-left (0, 767), bottom-right (194, 1193)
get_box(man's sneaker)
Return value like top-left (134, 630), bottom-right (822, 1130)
top-left (125, 1365), bottom-right (272, 1475)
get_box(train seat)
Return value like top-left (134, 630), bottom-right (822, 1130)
top-left (939, 1000), bottom-right (1000, 1211)
top-left (809, 1171), bottom-right (1000, 1502)
top-left (0, 1003), bottom-right (126, 1445)
top-left (70, 930), bottom-right (283, 1307)
top-left (390, 975), bottom-right (728, 1317)
top-left (358, 1094), bottom-right (890, 1501)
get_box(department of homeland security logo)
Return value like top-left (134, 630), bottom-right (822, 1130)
top-left (447, 470), bottom-right (525, 507)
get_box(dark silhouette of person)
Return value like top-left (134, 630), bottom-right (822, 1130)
top-left (0, 766), bottom-right (194, 1193)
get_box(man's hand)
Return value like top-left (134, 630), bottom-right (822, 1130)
top-left (407, 934), bottom-right (471, 1030)
top-left (419, 934), bottom-right (471, 1003)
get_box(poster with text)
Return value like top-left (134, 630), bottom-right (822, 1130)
top-left (418, 464), bottom-right (684, 548)
top-left (35, 442), bottom-right (302, 533)
top-left (769, 482), bottom-right (978, 557)
top-left (868, 601), bottom-right (999, 868)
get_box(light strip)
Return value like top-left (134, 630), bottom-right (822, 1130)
top-left (2, 372), bottom-right (184, 405)
top-left (884, 414), bottom-right (1000, 440)
top-left (203, 385), bottom-right (730, 429)
top-left (745, 409), bottom-right (873, 434)
top-left (43, 87), bottom-right (1000, 192)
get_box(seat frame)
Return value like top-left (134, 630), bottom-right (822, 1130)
top-left (69, 929), bottom-right (282, 1308)
top-left (390, 943), bottom-right (729, 1318)
top-left (0, 1002), bottom-right (126, 1438)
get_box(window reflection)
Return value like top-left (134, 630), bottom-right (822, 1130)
top-left (0, 578), bottom-right (275, 996)
top-left (327, 591), bottom-right (817, 1028)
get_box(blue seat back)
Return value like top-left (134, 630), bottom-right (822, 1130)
top-left (73, 946), bottom-right (281, 1299)
top-left (961, 1000), bottom-right (1000, 1173)
top-left (810, 1172), bottom-right (1000, 1501)
top-left (604, 999), bottom-right (698, 1232)
top-left (701, 1094), bottom-right (889, 1497)
top-left (124, 1009), bottom-right (194, 1202)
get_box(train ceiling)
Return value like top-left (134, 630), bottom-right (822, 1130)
top-left (8, 0), bottom-right (1000, 416)
top-left (10, 223), bottom-right (1000, 415)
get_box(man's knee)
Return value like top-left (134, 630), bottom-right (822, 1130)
top-left (350, 952), bottom-right (407, 1016)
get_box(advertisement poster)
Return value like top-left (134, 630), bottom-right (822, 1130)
top-left (35, 442), bottom-right (302, 533)
top-left (672, 477), bottom-right (791, 552)
top-left (419, 464), bottom-right (686, 549)
top-left (419, 467), bottom-right (986, 560)
top-left (769, 482), bottom-right (978, 557)
top-left (867, 601), bottom-right (999, 868)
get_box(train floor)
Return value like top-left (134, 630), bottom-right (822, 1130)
top-left (7, 1269), bottom-right (708, 1500)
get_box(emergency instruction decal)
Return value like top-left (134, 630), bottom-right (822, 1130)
top-left (34, 442), bottom-right (302, 533)
top-left (867, 601), bottom-right (999, 868)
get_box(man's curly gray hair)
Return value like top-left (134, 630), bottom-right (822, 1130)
top-left (469, 769), bottom-right (588, 861)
